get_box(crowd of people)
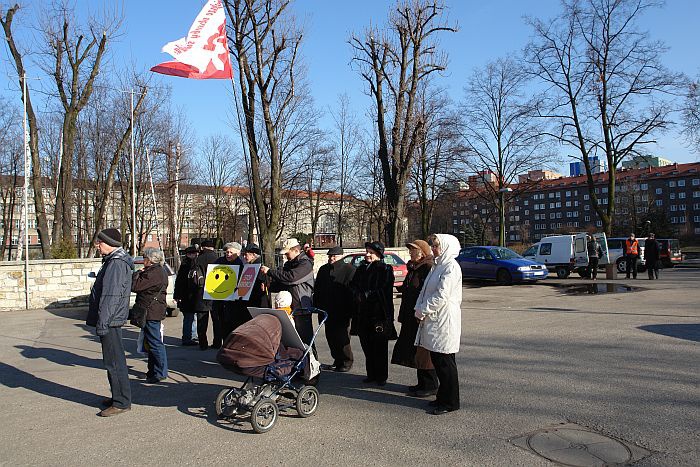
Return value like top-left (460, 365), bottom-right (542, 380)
top-left (86, 227), bottom-right (464, 417)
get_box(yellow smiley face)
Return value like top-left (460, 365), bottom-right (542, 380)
top-left (205, 265), bottom-right (238, 299)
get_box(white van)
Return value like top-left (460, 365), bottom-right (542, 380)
top-left (522, 233), bottom-right (609, 278)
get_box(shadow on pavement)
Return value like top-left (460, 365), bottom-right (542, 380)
top-left (638, 324), bottom-right (700, 343)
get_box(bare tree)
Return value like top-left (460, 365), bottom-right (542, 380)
top-left (682, 75), bottom-right (700, 154)
top-left (527, 0), bottom-right (683, 235)
top-left (330, 93), bottom-right (362, 246)
top-left (199, 134), bottom-right (238, 247)
top-left (0, 98), bottom-right (22, 260)
top-left (224, 0), bottom-right (304, 264)
top-left (460, 57), bottom-right (552, 246)
top-left (2, 4), bottom-right (52, 258)
top-left (411, 86), bottom-right (460, 239)
top-left (37, 2), bottom-right (122, 245)
top-left (350, 0), bottom-right (455, 246)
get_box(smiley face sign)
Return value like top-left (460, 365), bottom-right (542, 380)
top-left (203, 264), bottom-right (240, 301)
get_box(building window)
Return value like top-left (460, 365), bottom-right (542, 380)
top-left (566, 191), bottom-right (571, 197)
top-left (694, 216), bottom-right (700, 222)
top-left (670, 193), bottom-right (676, 199)
top-left (550, 213), bottom-right (556, 219)
top-left (596, 221), bottom-right (602, 227)
top-left (679, 192), bottom-right (686, 199)
top-left (692, 178), bottom-right (699, 186)
top-left (669, 181), bottom-right (676, 187)
top-left (640, 183), bottom-right (648, 190)
top-left (656, 188), bottom-right (662, 195)
top-left (655, 199), bottom-right (663, 206)
top-left (550, 203), bottom-right (555, 209)
top-left (583, 194), bottom-right (589, 200)
top-left (524, 200), bottom-right (529, 206)
top-left (694, 203), bottom-right (700, 210)
top-left (671, 217), bottom-right (678, 224)
top-left (548, 193), bottom-right (555, 199)
top-left (556, 202), bottom-right (561, 208)
top-left (556, 192), bottom-right (561, 198)
top-left (566, 201), bottom-right (571, 207)
top-left (693, 191), bottom-right (700, 198)
top-left (678, 180), bottom-right (686, 187)
top-left (585, 215), bottom-right (590, 221)
top-left (679, 204), bottom-right (686, 211)
top-left (584, 205), bottom-right (590, 211)
top-left (556, 212), bottom-right (562, 219)
top-left (671, 205), bottom-right (677, 212)
top-left (524, 210), bottom-right (529, 215)
top-left (574, 201), bottom-right (579, 207)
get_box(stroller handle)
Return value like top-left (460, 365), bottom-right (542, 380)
top-left (292, 306), bottom-right (328, 325)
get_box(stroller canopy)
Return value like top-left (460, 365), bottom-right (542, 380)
top-left (218, 314), bottom-right (282, 369)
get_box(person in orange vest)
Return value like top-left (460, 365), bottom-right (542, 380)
top-left (624, 233), bottom-right (640, 279)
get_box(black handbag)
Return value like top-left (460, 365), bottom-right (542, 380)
top-left (130, 279), bottom-right (166, 329)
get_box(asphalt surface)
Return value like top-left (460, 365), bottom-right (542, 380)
top-left (0, 268), bottom-right (698, 466)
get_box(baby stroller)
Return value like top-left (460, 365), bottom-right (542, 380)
top-left (215, 307), bottom-right (326, 433)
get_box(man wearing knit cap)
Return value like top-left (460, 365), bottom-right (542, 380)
top-left (86, 228), bottom-right (135, 417)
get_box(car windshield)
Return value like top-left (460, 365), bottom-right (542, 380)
top-left (489, 248), bottom-right (521, 260)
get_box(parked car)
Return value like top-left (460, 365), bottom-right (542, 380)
top-left (606, 237), bottom-right (646, 273)
top-left (130, 257), bottom-right (179, 317)
top-left (457, 246), bottom-right (548, 285)
top-left (522, 233), bottom-right (609, 278)
top-left (657, 238), bottom-right (683, 268)
top-left (341, 252), bottom-right (407, 289)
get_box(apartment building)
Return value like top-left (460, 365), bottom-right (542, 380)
top-left (449, 162), bottom-right (700, 244)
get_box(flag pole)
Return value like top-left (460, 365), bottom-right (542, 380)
top-left (22, 73), bottom-right (30, 309)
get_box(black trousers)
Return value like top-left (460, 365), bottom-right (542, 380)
top-left (430, 352), bottom-right (460, 411)
top-left (325, 319), bottom-right (353, 368)
top-left (417, 368), bottom-right (439, 391)
top-left (196, 309), bottom-right (221, 348)
top-left (359, 332), bottom-right (388, 382)
top-left (626, 254), bottom-right (639, 278)
top-left (100, 327), bottom-right (131, 409)
top-left (647, 260), bottom-right (660, 279)
top-left (588, 257), bottom-right (599, 279)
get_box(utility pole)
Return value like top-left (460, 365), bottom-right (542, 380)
top-left (21, 74), bottom-right (30, 309)
top-left (173, 143), bottom-right (181, 269)
top-left (130, 90), bottom-right (136, 256)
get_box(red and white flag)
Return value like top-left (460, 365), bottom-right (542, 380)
top-left (151, 0), bottom-right (232, 80)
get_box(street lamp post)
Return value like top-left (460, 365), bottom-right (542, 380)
top-left (498, 187), bottom-right (513, 247)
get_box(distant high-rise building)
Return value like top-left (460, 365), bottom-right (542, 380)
top-left (569, 157), bottom-right (603, 177)
top-left (621, 155), bottom-right (674, 169)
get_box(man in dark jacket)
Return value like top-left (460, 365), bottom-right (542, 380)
top-left (86, 228), bottom-right (134, 417)
top-left (586, 235), bottom-right (603, 280)
top-left (193, 240), bottom-right (220, 350)
top-left (173, 246), bottom-right (198, 345)
top-left (645, 233), bottom-right (661, 280)
top-left (242, 243), bottom-right (270, 308)
top-left (313, 246), bottom-right (355, 372)
top-left (261, 238), bottom-right (315, 345)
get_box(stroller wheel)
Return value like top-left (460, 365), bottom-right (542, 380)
top-left (250, 398), bottom-right (278, 433)
top-left (215, 389), bottom-right (237, 418)
top-left (296, 385), bottom-right (319, 418)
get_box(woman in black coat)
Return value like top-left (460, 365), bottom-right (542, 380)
top-left (391, 240), bottom-right (438, 397)
top-left (644, 233), bottom-right (661, 280)
top-left (349, 241), bottom-right (396, 386)
top-left (132, 248), bottom-right (169, 383)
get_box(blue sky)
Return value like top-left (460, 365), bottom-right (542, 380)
top-left (2, 0), bottom-right (699, 172)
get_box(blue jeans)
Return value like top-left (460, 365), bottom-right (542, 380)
top-left (100, 327), bottom-right (131, 409)
top-left (182, 313), bottom-right (197, 343)
top-left (144, 320), bottom-right (168, 380)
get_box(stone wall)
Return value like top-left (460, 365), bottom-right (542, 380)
top-left (0, 259), bottom-right (102, 312)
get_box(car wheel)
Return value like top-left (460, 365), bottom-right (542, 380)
top-left (166, 308), bottom-right (179, 317)
top-left (577, 267), bottom-right (590, 278)
top-left (496, 269), bottom-right (512, 285)
top-left (616, 259), bottom-right (626, 273)
top-left (555, 266), bottom-right (570, 279)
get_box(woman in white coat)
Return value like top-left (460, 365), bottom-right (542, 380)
top-left (414, 233), bottom-right (463, 415)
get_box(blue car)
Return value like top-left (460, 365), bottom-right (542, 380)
top-left (456, 246), bottom-right (548, 285)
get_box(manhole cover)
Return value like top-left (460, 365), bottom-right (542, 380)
top-left (509, 423), bottom-right (652, 466)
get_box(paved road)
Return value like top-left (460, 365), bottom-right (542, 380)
top-left (0, 269), bottom-right (698, 465)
